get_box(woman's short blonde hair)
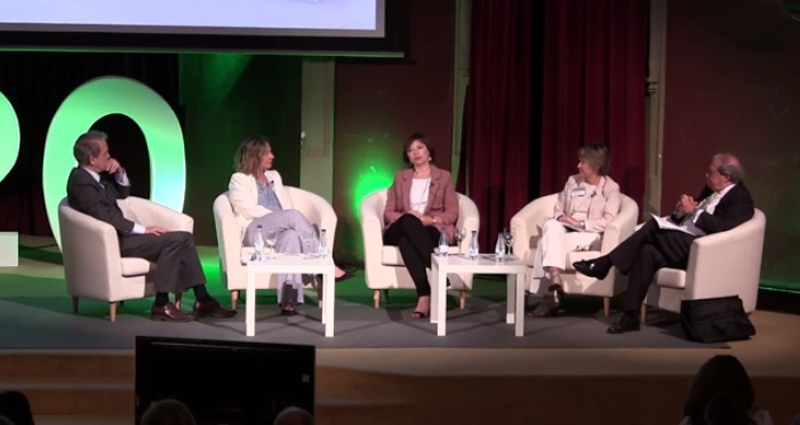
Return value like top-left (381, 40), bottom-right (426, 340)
top-left (578, 143), bottom-right (610, 176)
top-left (235, 135), bottom-right (271, 176)
top-left (140, 399), bottom-right (196, 425)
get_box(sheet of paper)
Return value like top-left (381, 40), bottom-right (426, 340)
top-left (650, 213), bottom-right (696, 235)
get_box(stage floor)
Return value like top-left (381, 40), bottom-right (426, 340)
top-left (1, 236), bottom-right (799, 379)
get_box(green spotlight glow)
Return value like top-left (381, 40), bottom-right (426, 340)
top-left (43, 76), bottom-right (186, 249)
top-left (352, 164), bottom-right (394, 217)
top-left (0, 91), bottom-right (20, 183)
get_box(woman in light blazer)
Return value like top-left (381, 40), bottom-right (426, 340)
top-left (383, 133), bottom-right (459, 319)
top-left (228, 136), bottom-right (351, 315)
top-left (529, 143), bottom-right (621, 317)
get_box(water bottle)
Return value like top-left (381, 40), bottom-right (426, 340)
top-left (318, 229), bottom-right (328, 257)
top-left (495, 231), bottom-right (506, 261)
top-left (468, 230), bottom-right (479, 259)
top-left (253, 225), bottom-right (265, 259)
top-left (438, 227), bottom-right (449, 257)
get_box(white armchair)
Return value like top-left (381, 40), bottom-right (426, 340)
top-left (58, 196), bottom-right (193, 322)
top-left (510, 193), bottom-right (639, 316)
top-left (213, 188), bottom-right (337, 310)
top-left (360, 189), bottom-right (480, 309)
top-left (641, 209), bottom-right (766, 321)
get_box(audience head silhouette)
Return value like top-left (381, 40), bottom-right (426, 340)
top-left (684, 355), bottom-right (755, 425)
top-left (0, 391), bottom-right (34, 425)
top-left (702, 393), bottom-right (753, 425)
top-left (140, 399), bottom-right (196, 425)
top-left (273, 406), bottom-right (313, 425)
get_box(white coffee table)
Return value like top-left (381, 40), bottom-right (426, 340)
top-left (430, 253), bottom-right (527, 337)
top-left (244, 254), bottom-right (336, 337)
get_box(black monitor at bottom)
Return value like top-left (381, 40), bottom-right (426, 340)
top-left (135, 336), bottom-right (315, 425)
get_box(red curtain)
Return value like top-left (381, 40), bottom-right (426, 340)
top-left (539, 0), bottom-right (648, 210)
top-left (459, 1), bottom-right (534, 248)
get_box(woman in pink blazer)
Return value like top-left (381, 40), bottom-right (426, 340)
top-left (383, 133), bottom-right (459, 319)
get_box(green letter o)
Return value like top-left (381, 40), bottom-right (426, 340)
top-left (43, 76), bottom-right (186, 249)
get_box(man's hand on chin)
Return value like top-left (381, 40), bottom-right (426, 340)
top-left (145, 226), bottom-right (169, 235)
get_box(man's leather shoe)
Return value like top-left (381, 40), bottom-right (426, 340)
top-left (607, 316), bottom-right (640, 334)
top-left (573, 258), bottom-right (612, 279)
top-left (151, 302), bottom-right (192, 322)
top-left (193, 299), bottom-right (237, 318)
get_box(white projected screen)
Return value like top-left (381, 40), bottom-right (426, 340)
top-left (0, 0), bottom-right (384, 37)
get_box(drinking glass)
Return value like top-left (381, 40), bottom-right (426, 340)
top-left (302, 230), bottom-right (317, 259)
top-left (265, 229), bottom-right (278, 259)
top-left (503, 227), bottom-right (513, 255)
top-left (455, 228), bottom-right (467, 256)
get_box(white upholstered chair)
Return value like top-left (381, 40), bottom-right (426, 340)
top-left (58, 196), bottom-right (192, 321)
top-left (509, 193), bottom-right (639, 316)
top-left (213, 188), bottom-right (337, 310)
top-left (641, 208), bottom-right (766, 322)
top-left (360, 189), bottom-right (480, 309)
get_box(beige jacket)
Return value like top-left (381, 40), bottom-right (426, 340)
top-left (553, 174), bottom-right (621, 233)
top-left (228, 170), bottom-right (293, 231)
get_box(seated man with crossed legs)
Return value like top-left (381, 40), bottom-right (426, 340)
top-left (573, 153), bottom-right (754, 334)
top-left (66, 130), bottom-right (236, 322)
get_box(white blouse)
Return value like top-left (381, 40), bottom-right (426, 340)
top-left (409, 177), bottom-right (431, 214)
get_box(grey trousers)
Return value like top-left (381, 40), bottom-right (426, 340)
top-left (244, 209), bottom-right (319, 305)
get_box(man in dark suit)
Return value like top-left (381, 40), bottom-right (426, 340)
top-left (573, 153), bottom-right (754, 334)
top-left (66, 130), bottom-right (235, 322)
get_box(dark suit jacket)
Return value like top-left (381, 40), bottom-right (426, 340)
top-left (66, 167), bottom-right (137, 236)
top-left (672, 183), bottom-right (754, 235)
top-left (384, 164), bottom-right (459, 242)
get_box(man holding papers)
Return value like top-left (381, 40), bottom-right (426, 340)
top-left (572, 153), bottom-right (754, 334)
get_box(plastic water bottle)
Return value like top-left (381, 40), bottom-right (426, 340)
top-left (468, 230), bottom-right (479, 259)
top-left (318, 229), bottom-right (328, 257)
top-left (253, 225), bottom-right (265, 259)
top-left (495, 231), bottom-right (506, 261)
top-left (438, 227), bottom-right (449, 257)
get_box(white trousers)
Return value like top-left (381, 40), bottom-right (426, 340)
top-left (531, 219), bottom-right (601, 288)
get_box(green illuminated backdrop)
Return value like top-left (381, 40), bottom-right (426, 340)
top-left (43, 76), bottom-right (186, 249)
top-left (0, 91), bottom-right (20, 184)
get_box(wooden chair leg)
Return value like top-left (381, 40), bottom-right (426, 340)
top-left (603, 297), bottom-right (611, 317)
top-left (459, 290), bottom-right (467, 310)
top-left (640, 304), bottom-right (647, 324)
top-left (109, 302), bottom-right (118, 322)
top-left (72, 296), bottom-right (79, 314)
top-left (231, 290), bottom-right (240, 310)
top-left (174, 292), bottom-right (183, 310)
top-left (373, 290), bottom-right (380, 309)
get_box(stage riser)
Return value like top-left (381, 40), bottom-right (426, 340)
top-left (2, 355), bottom-right (799, 425)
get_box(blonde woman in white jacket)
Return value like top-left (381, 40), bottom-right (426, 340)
top-left (228, 136), bottom-right (352, 315)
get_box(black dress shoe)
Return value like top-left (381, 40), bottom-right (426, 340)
top-left (573, 257), bottom-right (612, 279)
top-left (193, 299), bottom-right (237, 318)
top-left (335, 271), bottom-right (354, 282)
top-left (607, 316), bottom-right (640, 334)
top-left (151, 302), bottom-right (192, 322)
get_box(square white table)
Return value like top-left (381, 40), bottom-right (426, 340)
top-left (430, 253), bottom-right (527, 337)
top-left (244, 254), bottom-right (336, 337)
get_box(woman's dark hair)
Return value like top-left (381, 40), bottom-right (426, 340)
top-left (235, 135), bottom-right (271, 176)
top-left (684, 355), bottom-right (755, 425)
top-left (402, 132), bottom-right (436, 167)
top-left (578, 143), bottom-right (610, 176)
top-left (0, 391), bottom-right (34, 425)
top-left (702, 394), bottom-right (753, 425)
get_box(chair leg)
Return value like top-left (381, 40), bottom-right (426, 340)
top-left (373, 290), bottom-right (380, 309)
top-left (231, 290), bottom-right (240, 310)
top-left (459, 290), bottom-right (467, 310)
top-left (72, 296), bottom-right (79, 314)
top-left (174, 292), bottom-right (183, 310)
top-left (603, 297), bottom-right (611, 317)
top-left (109, 302), bottom-right (117, 322)
top-left (640, 304), bottom-right (647, 324)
